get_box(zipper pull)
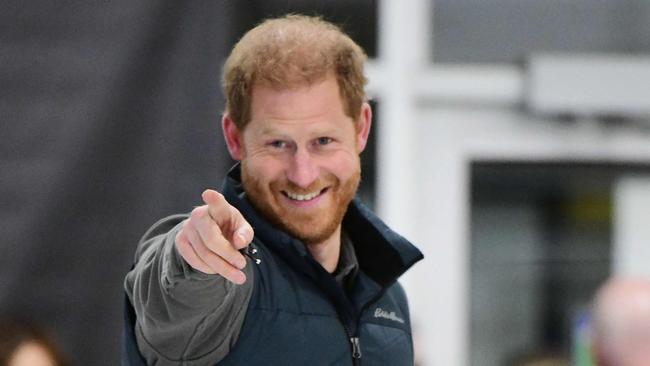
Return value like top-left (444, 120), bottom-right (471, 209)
top-left (350, 337), bottom-right (362, 359)
top-left (240, 245), bottom-right (261, 265)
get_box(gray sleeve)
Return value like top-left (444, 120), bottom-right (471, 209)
top-left (124, 215), bottom-right (254, 366)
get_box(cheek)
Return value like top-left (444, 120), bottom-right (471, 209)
top-left (245, 155), bottom-right (286, 184)
top-left (322, 152), bottom-right (359, 180)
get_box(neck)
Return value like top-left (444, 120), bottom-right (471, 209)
top-left (305, 226), bottom-right (342, 273)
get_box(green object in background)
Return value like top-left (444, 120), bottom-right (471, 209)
top-left (573, 311), bottom-right (594, 366)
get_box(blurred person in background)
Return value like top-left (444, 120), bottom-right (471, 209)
top-left (123, 14), bottom-right (423, 366)
top-left (591, 277), bottom-right (650, 366)
top-left (0, 317), bottom-right (67, 366)
top-left (508, 349), bottom-right (569, 366)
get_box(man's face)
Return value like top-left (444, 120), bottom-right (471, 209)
top-left (223, 75), bottom-right (371, 245)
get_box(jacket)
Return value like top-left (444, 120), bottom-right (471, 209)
top-left (123, 165), bottom-right (424, 365)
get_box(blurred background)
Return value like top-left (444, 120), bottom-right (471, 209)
top-left (2, 1), bottom-right (650, 365)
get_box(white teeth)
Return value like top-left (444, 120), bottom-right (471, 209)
top-left (286, 191), bottom-right (320, 201)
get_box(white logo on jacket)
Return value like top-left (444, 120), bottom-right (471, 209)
top-left (373, 307), bottom-right (405, 324)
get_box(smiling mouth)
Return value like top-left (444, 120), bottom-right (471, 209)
top-left (282, 187), bottom-right (328, 201)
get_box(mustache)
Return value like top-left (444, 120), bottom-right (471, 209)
top-left (270, 173), bottom-right (338, 194)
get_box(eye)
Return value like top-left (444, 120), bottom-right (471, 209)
top-left (315, 137), bottom-right (333, 146)
top-left (269, 140), bottom-right (286, 149)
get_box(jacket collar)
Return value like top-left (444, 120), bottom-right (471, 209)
top-left (221, 164), bottom-right (423, 287)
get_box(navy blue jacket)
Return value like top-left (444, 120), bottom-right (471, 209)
top-left (123, 165), bottom-right (424, 365)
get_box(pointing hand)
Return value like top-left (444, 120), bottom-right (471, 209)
top-left (175, 189), bottom-right (254, 284)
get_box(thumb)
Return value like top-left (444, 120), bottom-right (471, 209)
top-left (233, 221), bottom-right (254, 249)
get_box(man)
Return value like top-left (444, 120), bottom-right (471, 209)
top-left (123, 15), bottom-right (423, 366)
top-left (591, 277), bottom-right (650, 366)
top-left (0, 317), bottom-right (67, 366)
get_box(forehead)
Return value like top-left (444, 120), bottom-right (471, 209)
top-left (248, 76), bottom-right (350, 128)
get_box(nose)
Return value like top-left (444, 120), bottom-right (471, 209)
top-left (286, 147), bottom-right (319, 188)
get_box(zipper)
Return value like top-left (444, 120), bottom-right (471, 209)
top-left (344, 324), bottom-right (362, 366)
top-left (350, 336), bottom-right (362, 359)
top-left (342, 287), bottom-right (390, 365)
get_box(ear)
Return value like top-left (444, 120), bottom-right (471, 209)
top-left (355, 102), bottom-right (372, 153)
top-left (222, 113), bottom-right (244, 160)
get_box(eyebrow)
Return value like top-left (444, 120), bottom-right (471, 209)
top-left (258, 126), bottom-right (282, 135)
top-left (256, 123), bottom-right (341, 138)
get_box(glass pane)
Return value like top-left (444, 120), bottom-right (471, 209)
top-left (433, 0), bottom-right (650, 63)
top-left (469, 162), bottom-right (646, 365)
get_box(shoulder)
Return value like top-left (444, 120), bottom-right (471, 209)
top-left (386, 281), bottom-right (408, 312)
top-left (139, 214), bottom-right (188, 243)
top-left (385, 281), bottom-right (409, 306)
top-left (133, 214), bottom-right (188, 260)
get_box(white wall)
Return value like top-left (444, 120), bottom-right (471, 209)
top-left (392, 104), bottom-right (650, 365)
top-left (373, 2), bottom-right (650, 365)
top-left (614, 176), bottom-right (650, 278)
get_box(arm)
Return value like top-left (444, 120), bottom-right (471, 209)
top-left (124, 190), bottom-right (254, 365)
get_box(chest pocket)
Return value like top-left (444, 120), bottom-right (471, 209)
top-left (357, 296), bottom-right (413, 366)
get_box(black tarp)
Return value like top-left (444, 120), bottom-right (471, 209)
top-left (1, 2), bottom-right (237, 364)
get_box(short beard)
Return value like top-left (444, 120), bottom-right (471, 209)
top-left (241, 161), bottom-right (360, 245)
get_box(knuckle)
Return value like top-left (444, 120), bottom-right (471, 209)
top-left (212, 191), bottom-right (225, 201)
top-left (182, 221), bottom-right (199, 241)
top-left (228, 204), bottom-right (239, 215)
top-left (175, 239), bottom-right (191, 258)
top-left (190, 206), bottom-right (206, 220)
top-left (175, 230), bottom-right (187, 245)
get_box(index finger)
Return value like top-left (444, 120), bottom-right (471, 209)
top-left (202, 189), bottom-right (254, 249)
